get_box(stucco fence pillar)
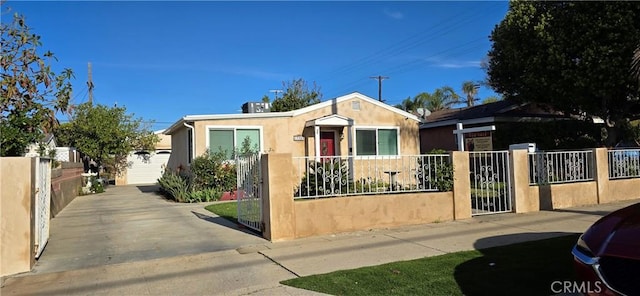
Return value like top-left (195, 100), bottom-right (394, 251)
top-left (261, 153), bottom-right (296, 242)
top-left (451, 151), bottom-right (471, 220)
top-left (0, 157), bottom-right (37, 277)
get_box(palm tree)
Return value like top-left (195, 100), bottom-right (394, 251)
top-left (395, 96), bottom-right (416, 112)
top-left (461, 81), bottom-right (480, 107)
top-left (416, 89), bottom-right (456, 112)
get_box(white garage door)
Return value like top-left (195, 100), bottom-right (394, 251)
top-left (127, 150), bottom-right (171, 184)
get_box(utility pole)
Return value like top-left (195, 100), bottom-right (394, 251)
top-left (87, 62), bottom-right (94, 105)
top-left (370, 75), bottom-right (389, 102)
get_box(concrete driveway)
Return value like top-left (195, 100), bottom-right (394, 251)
top-left (31, 185), bottom-right (267, 274)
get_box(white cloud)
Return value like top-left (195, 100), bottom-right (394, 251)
top-left (422, 57), bottom-right (481, 69)
top-left (384, 9), bottom-right (404, 20)
top-left (434, 61), bottom-right (482, 69)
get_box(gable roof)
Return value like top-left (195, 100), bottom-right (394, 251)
top-left (165, 92), bottom-right (421, 134)
top-left (420, 100), bottom-right (569, 129)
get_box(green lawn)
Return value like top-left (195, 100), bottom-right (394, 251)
top-left (282, 234), bottom-right (580, 296)
top-left (204, 202), bottom-right (238, 224)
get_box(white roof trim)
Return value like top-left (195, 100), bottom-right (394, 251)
top-left (291, 92), bottom-right (421, 122)
top-left (305, 114), bottom-right (354, 127)
top-left (184, 112), bottom-right (294, 121)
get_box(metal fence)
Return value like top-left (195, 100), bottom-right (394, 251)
top-left (236, 153), bottom-right (262, 232)
top-left (469, 151), bottom-right (513, 216)
top-left (293, 154), bottom-right (451, 199)
top-left (528, 150), bottom-right (594, 185)
top-left (608, 149), bottom-right (640, 179)
top-left (35, 157), bottom-right (52, 258)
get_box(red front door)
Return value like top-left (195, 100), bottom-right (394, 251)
top-left (320, 131), bottom-right (335, 158)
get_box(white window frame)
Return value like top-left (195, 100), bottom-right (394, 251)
top-left (354, 126), bottom-right (401, 159)
top-left (205, 125), bottom-right (264, 158)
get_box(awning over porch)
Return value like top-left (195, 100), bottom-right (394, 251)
top-left (305, 114), bottom-right (355, 160)
top-left (305, 114), bottom-right (354, 127)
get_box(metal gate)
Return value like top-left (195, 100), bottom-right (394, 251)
top-left (469, 151), bottom-right (513, 216)
top-left (35, 157), bottom-right (52, 258)
top-left (236, 153), bottom-right (262, 232)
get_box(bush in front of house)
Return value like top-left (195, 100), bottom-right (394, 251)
top-left (190, 150), bottom-right (236, 192)
top-left (157, 150), bottom-right (236, 203)
top-left (417, 150), bottom-right (454, 192)
top-left (296, 160), bottom-right (350, 197)
top-left (157, 170), bottom-right (193, 202)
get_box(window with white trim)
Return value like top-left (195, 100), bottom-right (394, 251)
top-left (355, 128), bottom-right (399, 156)
top-left (208, 128), bottom-right (261, 159)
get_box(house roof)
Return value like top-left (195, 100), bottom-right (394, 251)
top-left (419, 100), bottom-right (570, 129)
top-left (164, 92), bottom-right (421, 134)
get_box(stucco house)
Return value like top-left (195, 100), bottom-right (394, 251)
top-left (163, 92), bottom-right (422, 170)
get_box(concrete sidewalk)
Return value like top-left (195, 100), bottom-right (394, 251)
top-left (2, 199), bottom-right (637, 295)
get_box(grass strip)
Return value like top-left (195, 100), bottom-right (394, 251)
top-left (282, 234), bottom-right (580, 296)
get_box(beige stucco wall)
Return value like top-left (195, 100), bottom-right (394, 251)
top-left (190, 95), bottom-right (420, 159)
top-left (533, 182), bottom-right (598, 210)
top-left (156, 133), bottom-right (172, 150)
top-left (262, 153), bottom-right (455, 241)
top-left (510, 150), bottom-right (539, 213)
top-left (451, 151), bottom-right (471, 220)
top-left (294, 192), bottom-right (453, 238)
top-left (606, 178), bottom-right (640, 203)
top-left (0, 157), bottom-right (36, 277)
top-left (262, 154), bottom-right (296, 242)
top-left (166, 126), bottom-right (190, 171)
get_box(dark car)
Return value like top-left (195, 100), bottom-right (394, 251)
top-left (572, 202), bottom-right (640, 296)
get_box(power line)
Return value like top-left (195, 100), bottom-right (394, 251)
top-left (320, 3), bottom-right (502, 99)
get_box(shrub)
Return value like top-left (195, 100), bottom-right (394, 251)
top-left (297, 160), bottom-right (349, 197)
top-left (187, 188), bottom-right (222, 203)
top-left (157, 170), bottom-right (192, 202)
top-left (190, 150), bottom-right (236, 192)
top-left (417, 155), bottom-right (454, 192)
top-left (350, 178), bottom-right (388, 193)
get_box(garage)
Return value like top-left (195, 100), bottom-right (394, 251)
top-left (126, 150), bottom-right (171, 184)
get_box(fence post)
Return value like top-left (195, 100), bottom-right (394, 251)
top-left (594, 148), bottom-right (609, 204)
top-left (451, 151), bottom-right (471, 220)
top-left (510, 150), bottom-right (537, 213)
top-left (261, 153), bottom-right (296, 241)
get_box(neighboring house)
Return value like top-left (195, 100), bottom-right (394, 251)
top-left (115, 130), bottom-right (172, 185)
top-left (420, 100), bottom-right (603, 152)
top-left (163, 92), bottom-right (422, 170)
top-left (24, 133), bottom-right (57, 157)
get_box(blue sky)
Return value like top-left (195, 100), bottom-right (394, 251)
top-left (6, 1), bottom-right (509, 131)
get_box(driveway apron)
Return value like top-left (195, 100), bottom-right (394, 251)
top-left (31, 185), bottom-right (266, 274)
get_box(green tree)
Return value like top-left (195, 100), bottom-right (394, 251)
top-left (487, 1), bottom-right (640, 146)
top-left (270, 78), bottom-right (322, 112)
top-left (461, 81), bottom-right (480, 107)
top-left (56, 103), bottom-right (159, 175)
top-left (1, 12), bottom-right (74, 156)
